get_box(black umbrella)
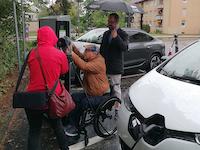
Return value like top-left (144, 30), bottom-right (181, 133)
top-left (86, 0), bottom-right (144, 14)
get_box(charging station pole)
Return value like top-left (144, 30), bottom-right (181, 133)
top-left (21, 0), bottom-right (26, 60)
top-left (174, 34), bottom-right (179, 53)
top-left (13, 0), bottom-right (21, 72)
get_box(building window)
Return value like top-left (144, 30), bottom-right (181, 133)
top-left (181, 20), bottom-right (186, 27)
top-left (182, 0), bottom-right (188, 3)
top-left (158, 0), bottom-right (163, 5)
top-left (182, 8), bottom-right (187, 16)
top-left (129, 33), bottom-right (153, 43)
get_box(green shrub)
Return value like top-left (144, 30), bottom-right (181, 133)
top-left (154, 29), bottom-right (162, 34)
top-left (0, 0), bottom-right (22, 81)
top-left (142, 24), bottom-right (151, 33)
top-left (0, 38), bottom-right (17, 81)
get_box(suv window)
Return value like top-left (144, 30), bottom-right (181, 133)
top-left (77, 29), bottom-right (105, 44)
top-left (129, 32), bottom-right (153, 43)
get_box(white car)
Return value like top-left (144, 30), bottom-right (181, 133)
top-left (117, 40), bottom-right (200, 150)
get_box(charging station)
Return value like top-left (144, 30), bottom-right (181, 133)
top-left (39, 15), bottom-right (71, 38)
top-left (39, 15), bottom-right (72, 92)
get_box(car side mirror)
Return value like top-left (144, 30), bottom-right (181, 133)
top-left (161, 56), bottom-right (169, 62)
top-left (96, 35), bottom-right (103, 44)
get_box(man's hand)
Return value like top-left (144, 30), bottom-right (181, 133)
top-left (71, 51), bottom-right (75, 56)
top-left (111, 29), bottom-right (118, 38)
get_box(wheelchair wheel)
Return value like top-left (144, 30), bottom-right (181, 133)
top-left (93, 97), bottom-right (121, 138)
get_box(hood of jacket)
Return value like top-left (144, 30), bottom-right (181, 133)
top-left (37, 26), bottom-right (58, 47)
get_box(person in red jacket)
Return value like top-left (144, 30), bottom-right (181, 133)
top-left (26, 26), bottom-right (69, 150)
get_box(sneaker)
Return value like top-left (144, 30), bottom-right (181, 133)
top-left (64, 124), bottom-right (79, 137)
top-left (66, 135), bottom-right (80, 146)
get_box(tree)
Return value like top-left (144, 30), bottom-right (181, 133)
top-left (27, 0), bottom-right (49, 8)
top-left (52, 0), bottom-right (71, 15)
top-left (0, 0), bottom-right (21, 80)
top-left (0, 0), bottom-right (21, 37)
top-left (44, 0), bottom-right (72, 15)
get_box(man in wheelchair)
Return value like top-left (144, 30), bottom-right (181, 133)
top-left (64, 44), bottom-right (110, 137)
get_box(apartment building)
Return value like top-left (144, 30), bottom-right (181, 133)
top-left (133, 0), bottom-right (200, 34)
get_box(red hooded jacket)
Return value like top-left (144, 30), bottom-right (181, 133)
top-left (27, 26), bottom-right (68, 95)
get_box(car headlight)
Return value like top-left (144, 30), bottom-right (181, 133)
top-left (123, 89), bottom-right (134, 112)
top-left (195, 134), bottom-right (200, 145)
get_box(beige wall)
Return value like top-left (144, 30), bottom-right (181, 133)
top-left (134, 0), bottom-right (200, 34)
top-left (163, 0), bottom-right (200, 34)
top-left (133, 0), bottom-right (164, 32)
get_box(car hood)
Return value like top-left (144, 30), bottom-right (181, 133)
top-left (129, 69), bottom-right (200, 133)
top-left (73, 41), bottom-right (100, 54)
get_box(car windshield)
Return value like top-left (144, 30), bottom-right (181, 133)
top-left (159, 41), bottom-right (200, 85)
top-left (77, 29), bottom-right (106, 44)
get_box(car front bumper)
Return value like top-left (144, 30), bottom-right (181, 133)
top-left (117, 101), bottom-right (200, 150)
top-left (120, 137), bottom-right (200, 150)
top-left (117, 100), bottom-right (135, 148)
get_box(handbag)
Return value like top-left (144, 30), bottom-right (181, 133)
top-left (13, 50), bottom-right (49, 108)
top-left (35, 48), bottom-right (75, 119)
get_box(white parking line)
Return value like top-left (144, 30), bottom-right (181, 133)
top-left (69, 136), bottom-right (104, 150)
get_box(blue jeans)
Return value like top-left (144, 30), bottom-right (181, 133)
top-left (67, 92), bottom-right (107, 128)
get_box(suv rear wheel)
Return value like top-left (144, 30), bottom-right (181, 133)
top-left (146, 53), bottom-right (161, 71)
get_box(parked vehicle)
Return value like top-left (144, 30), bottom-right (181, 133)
top-left (72, 28), bottom-right (165, 82)
top-left (117, 40), bottom-right (200, 150)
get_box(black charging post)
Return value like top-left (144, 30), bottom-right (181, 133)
top-left (39, 16), bottom-right (72, 93)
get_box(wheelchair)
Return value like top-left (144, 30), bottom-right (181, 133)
top-left (77, 94), bottom-right (121, 146)
top-left (57, 37), bottom-right (121, 146)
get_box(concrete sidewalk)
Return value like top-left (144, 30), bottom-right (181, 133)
top-left (154, 34), bottom-right (200, 38)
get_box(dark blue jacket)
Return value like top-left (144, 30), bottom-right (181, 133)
top-left (100, 28), bottom-right (128, 74)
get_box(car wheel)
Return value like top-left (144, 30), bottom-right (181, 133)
top-left (146, 53), bottom-right (161, 71)
top-left (119, 138), bottom-right (131, 150)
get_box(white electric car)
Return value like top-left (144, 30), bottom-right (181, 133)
top-left (117, 40), bottom-right (200, 150)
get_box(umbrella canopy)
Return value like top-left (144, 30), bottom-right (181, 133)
top-left (86, 0), bottom-right (144, 14)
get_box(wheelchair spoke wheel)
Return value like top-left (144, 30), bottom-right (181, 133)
top-left (93, 97), bottom-right (120, 138)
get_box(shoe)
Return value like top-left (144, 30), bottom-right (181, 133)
top-left (64, 124), bottom-right (79, 137)
top-left (66, 135), bottom-right (80, 146)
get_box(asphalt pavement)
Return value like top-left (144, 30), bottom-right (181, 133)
top-left (2, 70), bottom-right (142, 150)
top-left (2, 38), bottom-right (199, 150)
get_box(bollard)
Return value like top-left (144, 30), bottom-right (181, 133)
top-left (174, 34), bottom-right (179, 53)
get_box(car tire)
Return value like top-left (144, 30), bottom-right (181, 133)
top-left (119, 138), bottom-right (131, 150)
top-left (146, 53), bottom-right (161, 71)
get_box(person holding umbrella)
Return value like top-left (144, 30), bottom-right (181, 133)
top-left (100, 13), bottom-right (128, 108)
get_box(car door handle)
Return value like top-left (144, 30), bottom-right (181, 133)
top-left (147, 45), bottom-right (152, 49)
top-left (128, 48), bottom-right (135, 52)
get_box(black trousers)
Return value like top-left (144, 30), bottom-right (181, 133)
top-left (25, 109), bottom-right (69, 150)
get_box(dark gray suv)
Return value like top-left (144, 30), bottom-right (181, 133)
top-left (74, 28), bottom-right (165, 74)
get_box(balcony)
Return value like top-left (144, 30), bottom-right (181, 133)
top-left (157, 4), bottom-right (164, 9)
top-left (155, 15), bottom-right (163, 20)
